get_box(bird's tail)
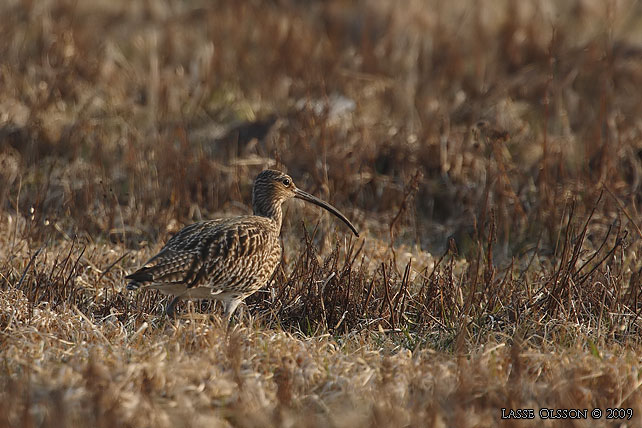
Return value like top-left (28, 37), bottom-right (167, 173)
top-left (126, 280), bottom-right (142, 291)
top-left (125, 269), bottom-right (153, 291)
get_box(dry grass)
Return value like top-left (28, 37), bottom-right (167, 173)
top-left (2, 0), bottom-right (642, 426)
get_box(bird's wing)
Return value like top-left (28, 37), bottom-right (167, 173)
top-left (126, 218), bottom-right (273, 291)
top-left (126, 220), bottom-right (225, 287)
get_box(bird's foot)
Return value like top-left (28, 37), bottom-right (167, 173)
top-left (165, 296), bottom-right (181, 318)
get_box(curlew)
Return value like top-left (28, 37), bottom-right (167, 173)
top-left (126, 169), bottom-right (359, 321)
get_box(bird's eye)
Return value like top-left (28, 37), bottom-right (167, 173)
top-left (282, 178), bottom-right (291, 186)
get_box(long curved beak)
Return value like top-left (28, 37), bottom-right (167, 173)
top-left (294, 188), bottom-right (359, 237)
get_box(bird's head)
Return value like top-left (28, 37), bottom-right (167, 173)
top-left (252, 169), bottom-right (359, 236)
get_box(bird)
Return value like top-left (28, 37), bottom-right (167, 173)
top-left (126, 169), bottom-right (359, 322)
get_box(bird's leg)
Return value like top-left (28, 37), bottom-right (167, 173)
top-left (223, 298), bottom-right (243, 329)
top-left (165, 295), bottom-right (182, 317)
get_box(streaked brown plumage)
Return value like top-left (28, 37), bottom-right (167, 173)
top-left (126, 169), bottom-right (359, 321)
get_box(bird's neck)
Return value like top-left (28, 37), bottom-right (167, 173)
top-left (253, 200), bottom-right (283, 231)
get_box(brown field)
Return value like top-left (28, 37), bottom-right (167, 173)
top-left (2, 0), bottom-right (642, 426)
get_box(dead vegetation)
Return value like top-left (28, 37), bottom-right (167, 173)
top-left (2, 0), bottom-right (642, 426)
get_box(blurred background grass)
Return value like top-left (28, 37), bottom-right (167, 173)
top-left (3, 0), bottom-right (642, 255)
